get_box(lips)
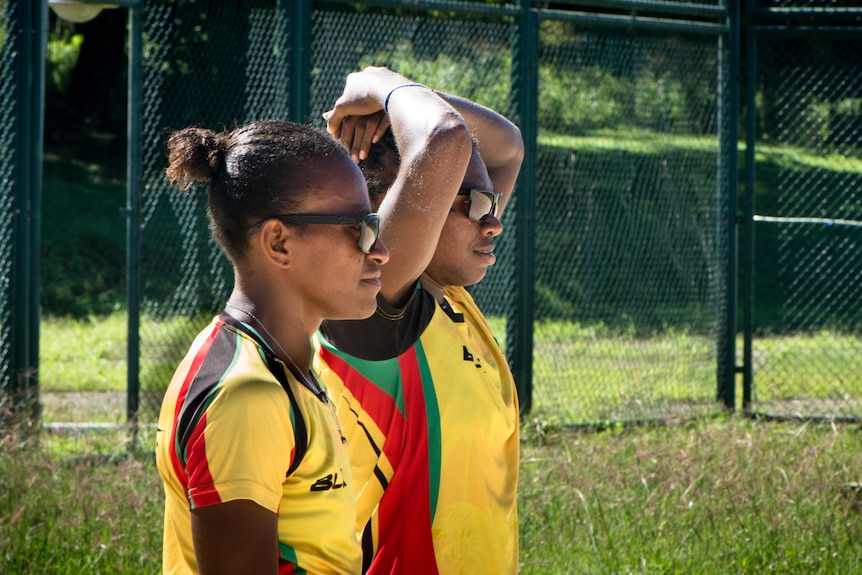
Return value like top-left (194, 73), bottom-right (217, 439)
top-left (473, 244), bottom-right (497, 266)
top-left (474, 242), bottom-right (496, 256)
top-left (361, 271), bottom-right (382, 287)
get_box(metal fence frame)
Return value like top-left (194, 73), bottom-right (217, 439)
top-left (4, 0), bottom-right (861, 427)
top-left (0, 0), bottom-right (45, 427)
top-left (129, 0), bottom-right (736, 426)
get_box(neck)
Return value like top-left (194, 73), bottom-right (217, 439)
top-left (419, 272), bottom-right (446, 303)
top-left (226, 289), bottom-right (313, 373)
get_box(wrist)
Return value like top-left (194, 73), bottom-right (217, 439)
top-left (383, 83), bottom-right (428, 115)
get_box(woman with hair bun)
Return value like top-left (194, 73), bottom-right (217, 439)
top-left (155, 119), bottom-right (388, 575)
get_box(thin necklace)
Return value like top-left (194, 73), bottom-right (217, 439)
top-left (224, 302), bottom-right (345, 443)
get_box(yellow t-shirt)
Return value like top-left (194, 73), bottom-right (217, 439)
top-left (156, 314), bottom-right (361, 574)
top-left (315, 285), bottom-right (519, 574)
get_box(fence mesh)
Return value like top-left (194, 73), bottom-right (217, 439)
top-left (133, 1), bottom-right (731, 427)
top-left (749, 32), bottom-right (862, 419)
top-left (0, 1), bottom-right (40, 425)
top-left (527, 22), bottom-right (728, 425)
top-left (138, 0), bottom-right (293, 417)
top-left (137, 2), bottom-right (521, 419)
top-left (1, 1), bottom-right (858, 427)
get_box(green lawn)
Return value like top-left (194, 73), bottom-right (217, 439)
top-left (39, 313), bottom-right (862, 425)
top-left (3, 416), bottom-right (861, 574)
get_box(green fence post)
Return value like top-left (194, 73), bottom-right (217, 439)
top-left (719, 0), bottom-right (740, 410)
top-left (290, 0), bottom-right (311, 122)
top-left (126, 0), bottom-right (143, 428)
top-left (10, 0), bottom-right (46, 426)
top-left (509, 3), bottom-right (538, 415)
top-left (742, 27), bottom-right (756, 413)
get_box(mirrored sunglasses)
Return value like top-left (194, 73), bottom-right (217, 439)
top-left (247, 213), bottom-right (381, 254)
top-left (457, 188), bottom-right (502, 222)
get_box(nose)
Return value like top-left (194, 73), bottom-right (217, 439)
top-left (367, 239), bottom-right (390, 265)
top-left (481, 214), bottom-right (503, 238)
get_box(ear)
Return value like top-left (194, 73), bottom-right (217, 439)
top-left (255, 219), bottom-right (293, 268)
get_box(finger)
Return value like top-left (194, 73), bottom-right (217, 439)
top-left (322, 110), bottom-right (335, 135)
top-left (339, 115), bottom-right (361, 163)
top-left (348, 117), bottom-right (378, 163)
top-left (324, 109), bottom-right (346, 138)
top-left (371, 114), bottom-right (391, 144)
top-left (325, 100), bottom-right (352, 137)
top-left (357, 116), bottom-right (384, 161)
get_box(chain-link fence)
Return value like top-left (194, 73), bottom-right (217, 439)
top-left (5, 1), bottom-right (861, 428)
top-left (528, 22), bottom-right (729, 425)
top-left (136, 0), bottom-right (290, 421)
top-left (132, 0), bottom-right (733, 427)
top-left (744, 2), bottom-right (862, 419)
top-left (0, 2), bottom-right (16, 419)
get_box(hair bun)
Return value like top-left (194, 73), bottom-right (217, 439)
top-left (165, 127), bottom-right (229, 190)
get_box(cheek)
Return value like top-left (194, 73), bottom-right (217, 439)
top-left (440, 218), bottom-right (471, 247)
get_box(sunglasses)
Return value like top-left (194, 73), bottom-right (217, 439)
top-left (247, 213), bottom-right (381, 254)
top-left (457, 188), bottom-right (502, 223)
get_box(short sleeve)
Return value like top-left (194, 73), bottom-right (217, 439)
top-left (184, 378), bottom-right (296, 513)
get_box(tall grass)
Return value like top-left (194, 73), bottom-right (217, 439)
top-left (2, 417), bottom-right (861, 573)
top-left (518, 416), bottom-right (862, 573)
top-left (0, 429), bottom-right (163, 574)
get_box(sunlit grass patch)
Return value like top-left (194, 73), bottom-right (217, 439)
top-left (40, 312), bottom-right (127, 393)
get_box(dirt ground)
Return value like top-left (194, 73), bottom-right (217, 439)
top-left (40, 391), bottom-right (127, 424)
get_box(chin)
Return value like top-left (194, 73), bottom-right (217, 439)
top-left (465, 271), bottom-right (489, 286)
top-left (340, 299), bottom-right (378, 321)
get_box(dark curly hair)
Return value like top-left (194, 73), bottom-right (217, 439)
top-left (358, 128), bottom-right (400, 199)
top-left (165, 119), bottom-right (348, 262)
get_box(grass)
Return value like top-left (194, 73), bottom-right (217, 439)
top-left (518, 416), bottom-right (862, 573)
top-left (38, 315), bottom-right (862, 425)
top-left (0, 429), bottom-right (163, 575)
top-left (40, 313), bottom-right (127, 393)
top-left (2, 416), bottom-right (861, 573)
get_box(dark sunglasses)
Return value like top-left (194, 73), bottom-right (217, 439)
top-left (247, 213), bottom-right (381, 254)
top-left (457, 188), bottom-right (502, 222)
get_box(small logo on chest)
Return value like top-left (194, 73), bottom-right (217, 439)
top-left (310, 473), bottom-right (347, 492)
top-left (462, 346), bottom-right (482, 368)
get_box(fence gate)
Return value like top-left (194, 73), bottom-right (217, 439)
top-left (742, 1), bottom-right (862, 420)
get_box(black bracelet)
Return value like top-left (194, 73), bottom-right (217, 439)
top-left (383, 83), bottom-right (428, 116)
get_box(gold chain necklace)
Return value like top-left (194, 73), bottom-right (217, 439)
top-left (224, 303), bottom-right (345, 444)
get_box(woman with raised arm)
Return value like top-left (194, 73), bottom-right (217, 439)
top-left (314, 67), bottom-right (524, 574)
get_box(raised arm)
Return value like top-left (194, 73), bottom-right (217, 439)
top-left (431, 91), bottom-right (524, 215)
top-left (325, 67), bottom-right (473, 306)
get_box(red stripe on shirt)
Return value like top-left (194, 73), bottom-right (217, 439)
top-left (369, 347), bottom-right (439, 574)
top-left (168, 321), bottom-right (223, 486)
top-left (318, 345), bottom-right (406, 469)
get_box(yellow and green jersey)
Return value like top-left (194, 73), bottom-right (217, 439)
top-left (156, 313), bottom-right (361, 575)
top-left (315, 285), bottom-right (520, 574)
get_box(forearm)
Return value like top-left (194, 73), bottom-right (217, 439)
top-left (433, 90), bottom-right (524, 212)
top-left (385, 85), bottom-right (471, 169)
top-left (432, 90), bottom-right (524, 172)
top-left (328, 67), bottom-right (473, 304)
